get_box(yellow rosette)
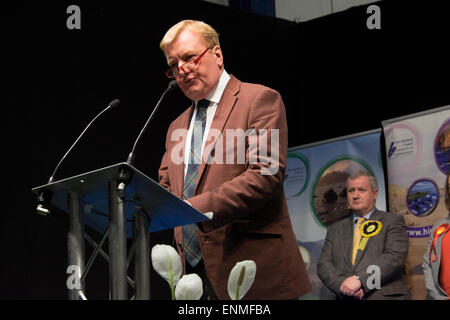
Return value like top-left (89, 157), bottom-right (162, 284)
top-left (358, 220), bottom-right (382, 251)
top-left (436, 225), bottom-right (446, 236)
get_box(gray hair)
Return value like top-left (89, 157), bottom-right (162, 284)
top-left (347, 170), bottom-right (378, 191)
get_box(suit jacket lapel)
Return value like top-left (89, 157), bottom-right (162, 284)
top-left (353, 209), bottom-right (384, 270)
top-left (194, 75), bottom-right (240, 193)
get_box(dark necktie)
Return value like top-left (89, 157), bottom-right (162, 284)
top-left (182, 99), bottom-right (209, 267)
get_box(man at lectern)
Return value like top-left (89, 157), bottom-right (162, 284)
top-left (157, 20), bottom-right (311, 299)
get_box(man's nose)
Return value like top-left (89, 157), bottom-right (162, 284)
top-left (177, 67), bottom-right (188, 78)
top-left (177, 60), bottom-right (189, 74)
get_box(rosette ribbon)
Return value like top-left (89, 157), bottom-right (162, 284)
top-left (358, 220), bottom-right (383, 252)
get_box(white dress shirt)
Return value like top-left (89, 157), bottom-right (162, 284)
top-left (353, 208), bottom-right (375, 227)
top-left (183, 69), bottom-right (230, 178)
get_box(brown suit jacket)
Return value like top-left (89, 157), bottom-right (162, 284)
top-left (158, 75), bottom-right (311, 299)
top-left (317, 209), bottom-right (410, 300)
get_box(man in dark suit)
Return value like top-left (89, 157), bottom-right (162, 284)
top-left (317, 170), bottom-right (409, 299)
top-left (158, 20), bottom-right (311, 299)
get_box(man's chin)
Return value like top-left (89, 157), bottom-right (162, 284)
top-left (351, 208), bottom-right (364, 215)
top-left (180, 85), bottom-right (200, 101)
top-left (183, 90), bottom-right (205, 102)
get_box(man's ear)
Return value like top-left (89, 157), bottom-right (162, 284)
top-left (373, 188), bottom-right (379, 200)
top-left (213, 45), bottom-right (224, 69)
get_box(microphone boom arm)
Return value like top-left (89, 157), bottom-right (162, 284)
top-left (126, 80), bottom-right (177, 165)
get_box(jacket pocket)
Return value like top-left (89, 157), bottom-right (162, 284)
top-left (234, 220), bottom-right (282, 236)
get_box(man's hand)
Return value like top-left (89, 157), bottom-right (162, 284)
top-left (354, 288), bottom-right (364, 300)
top-left (340, 275), bottom-right (362, 297)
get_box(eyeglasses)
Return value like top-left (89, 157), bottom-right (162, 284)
top-left (165, 48), bottom-right (209, 78)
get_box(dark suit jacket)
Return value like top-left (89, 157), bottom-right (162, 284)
top-left (158, 75), bottom-right (311, 299)
top-left (317, 209), bottom-right (409, 300)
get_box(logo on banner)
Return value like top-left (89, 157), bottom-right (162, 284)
top-left (384, 122), bottom-right (422, 169)
top-left (406, 179), bottom-right (439, 217)
top-left (434, 118), bottom-right (450, 175)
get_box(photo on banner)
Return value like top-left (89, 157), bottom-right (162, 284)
top-left (382, 105), bottom-right (450, 300)
top-left (284, 129), bottom-right (386, 299)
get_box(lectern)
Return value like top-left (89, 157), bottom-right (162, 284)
top-left (32, 162), bottom-right (209, 300)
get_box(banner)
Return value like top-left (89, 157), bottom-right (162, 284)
top-left (284, 129), bottom-right (386, 299)
top-left (382, 105), bottom-right (450, 299)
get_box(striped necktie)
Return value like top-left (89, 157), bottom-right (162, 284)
top-left (182, 99), bottom-right (209, 267)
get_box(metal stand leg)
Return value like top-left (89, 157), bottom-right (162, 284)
top-left (133, 210), bottom-right (150, 300)
top-left (109, 180), bottom-right (128, 300)
top-left (67, 190), bottom-right (85, 300)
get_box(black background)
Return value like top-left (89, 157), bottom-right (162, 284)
top-left (2, 0), bottom-right (450, 299)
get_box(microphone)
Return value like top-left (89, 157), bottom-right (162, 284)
top-left (47, 99), bottom-right (120, 183)
top-left (36, 99), bottom-right (120, 215)
top-left (126, 80), bottom-right (177, 165)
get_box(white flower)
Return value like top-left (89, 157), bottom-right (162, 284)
top-left (227, 260), bottom-right (256, 300)
top-left (175, 274), bottom-right (203, 300)
top-left (151, 244), bottom-right (182, 299)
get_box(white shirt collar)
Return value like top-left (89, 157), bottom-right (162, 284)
top-left (353, 208), bottom-right (375, 223)
top-left (203, 69), bottom-right (230, 105)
